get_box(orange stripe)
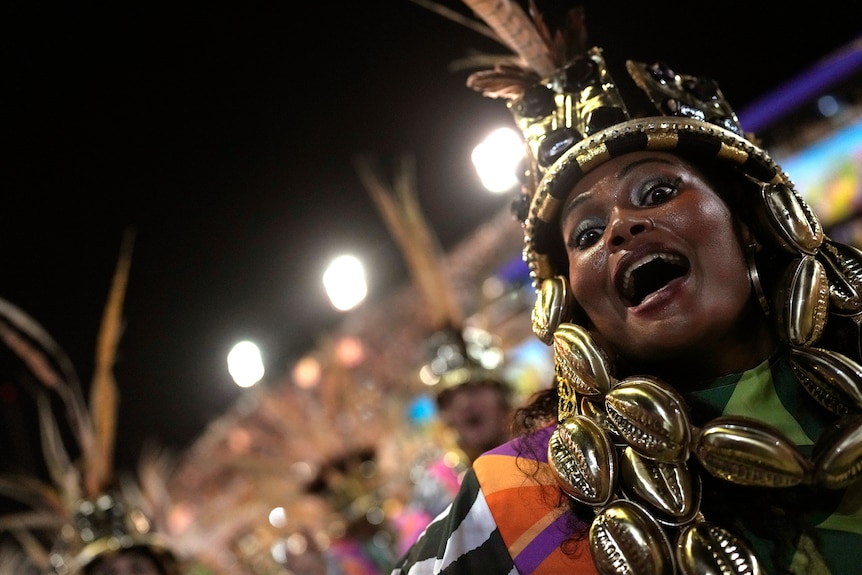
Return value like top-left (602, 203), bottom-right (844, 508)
top-left (508, 505), bottom-right (567, 556)
top-left (474, 452), bottom-right (599, 574)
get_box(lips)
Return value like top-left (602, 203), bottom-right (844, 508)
top-left (617, 252), bottom-right (690, 307)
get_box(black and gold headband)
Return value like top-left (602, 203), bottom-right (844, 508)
top-left (498, 48), bottom-right (795, 285)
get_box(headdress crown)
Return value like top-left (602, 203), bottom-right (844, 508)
top-left (460, 1), bottom-right (789, 286)
top-left (510, 49), bottom-right (745, 187)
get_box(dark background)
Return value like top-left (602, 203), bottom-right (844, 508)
top-left (2, 0), bottom-right (859, 475)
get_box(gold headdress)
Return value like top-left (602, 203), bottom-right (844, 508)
top-left (421, 0), bottom-right (862, 353)
top-left (0, 230), bottom-right (179, 575)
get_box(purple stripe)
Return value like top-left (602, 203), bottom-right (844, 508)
top-left (487, 424), bottom-right (555, 461)
top-left (487, 425), bottom-right (569, 572)
top-left (514, 508), bottom-right (580, 573)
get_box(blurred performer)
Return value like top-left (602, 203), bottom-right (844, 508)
top-left (356, 155), bottom-right (518, 467)
top-left (0, 232), bottom-right (186, 575)
top-left (356, 156), bottom-right (525, 556)
top-left (421, 325), bottom-right (514, 465)
top-left (303, 447), bottom-right (400, 575)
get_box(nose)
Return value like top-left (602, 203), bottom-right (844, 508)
top-left (608, 211), bottom-right (654, 247)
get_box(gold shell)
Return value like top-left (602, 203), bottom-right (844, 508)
top-left (557, 371), bottom-right (578, 423)
top-left (532, 275), bottom-right (572, 345)
top-left (818, 238), bottom-right (862, 316)
top-left (693, 416), bottom-right (810, 487)
top-left (757, 182), bottom-right (823, 255)
top-left (580, 396), bottom-right (624, 445)
top-left (548, 416), bottom-right (617, 506)
top-left (812, 413), bottom-right (862, 489)
top-left (774, 255), bottom-right (829, 347)
top-left (605, 376), bottom-right (691, 463)
top-left (676, 522), bottom-right (763, 575)
top-left (620, 447), bottom-right (701, 526)
top-left (789, 345), bottom-right (862, 416)
top-left (553, 322), bottom-right (613, 399)
top-left (589, 499), bottom-right (674, 575)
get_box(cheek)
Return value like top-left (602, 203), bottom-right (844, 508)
top-left (690, 205), bottom-right (740, 256)
top-left (568, 248), bottom-right (608, 308)
top-left (683, 204), bottom-right (749, 289)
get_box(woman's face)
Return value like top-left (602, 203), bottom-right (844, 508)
top-left (438, 382), bottom-right (510, 457)
top-left (559, 152), bottom-right (755, 369)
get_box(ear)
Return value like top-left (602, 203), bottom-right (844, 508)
top-left (738, 221), bottom-right (761, 253)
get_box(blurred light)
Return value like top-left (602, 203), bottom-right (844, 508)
top-left (471, 127), bottom-right (524, 193)
top-left (270, 539), bottom-right (288, 564)
top-left (289, 460), bottom-right (315, 482)
top-left (292, 356), bottom-right (321, 389)
top-left (366, 506), bottom-right (386, 526)
top-left (442, 450), bottom-right (463, 468)
top-left (817, 94), bottom-right (841, 117)
top-left (406, 394), bottom-right (437, 425)
top-left (481, 275), bottom-right (505, 299)
top-left (738, 39), bottom-right (862, 132)
top-left (285, 532), bottom-right (310, 555)
top-left (418, 363), bottom-right (440, 386)
top-left (335, 335), bottom-right (365, 367)
top-left (323, 254), bottom-right (368, 311)
top-left (227, 340), bottom-right (265, 387)
top-left (269, 507), bottom-right (287, 528)
top-left (227, 427), bottom-right (253, 454)
top-left (167, 502), bottom-right (195, 533)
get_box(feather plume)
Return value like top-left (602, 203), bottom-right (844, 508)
top-left (354, 153), bottom-right (464, 331)
top-left (408, 0), bottom-right (502, 45)
top-left (0, 228), bottom-right (137, 568)
top-left (0, 298), bottom-right (79, 389)
top-left (34, 393), bottom-right (79, 502)
top-left (87, 227), bottom-right (134, 495)
top-left (416, 0), bottom-right (588, 101)
top-left (0, 475), bottom-right (65, 519)
top-left (460, 0), bottom-right (556, 76)
top-left (0, 535), bottom-right (45, 574)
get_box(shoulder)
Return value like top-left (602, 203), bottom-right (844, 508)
top-left (473, 424), bottom-right (555, 489)
top-left (472, 425), bottom-right (597, 575)
top-left (390, 467), bottom-right (515, 575)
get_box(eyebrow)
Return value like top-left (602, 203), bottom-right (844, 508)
top-left (561, 156), bottom-right (680, 220)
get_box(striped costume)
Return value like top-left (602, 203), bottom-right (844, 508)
top-left (392, 352), bottom-right (862, 574)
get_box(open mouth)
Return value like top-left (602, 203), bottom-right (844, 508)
top-left (618, 253), bottom-right (689, 307)
top-left (463, 413), bottom-right (484, 428)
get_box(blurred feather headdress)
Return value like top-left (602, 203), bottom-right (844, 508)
top-left (0, 229), bottom-right (180, 575)
top-left (354, 153), bottom-right (507, 394)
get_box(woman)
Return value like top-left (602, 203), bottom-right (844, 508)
top-left (393, 2), bottom-right (862, 574)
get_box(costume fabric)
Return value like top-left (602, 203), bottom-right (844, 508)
top-left (391, 352), bottom-right (862, 574)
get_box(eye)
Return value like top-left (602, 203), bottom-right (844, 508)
top-left (566, 216), bottom-right (605, 249)
top-left (639, 177), bottom-right (681, 206)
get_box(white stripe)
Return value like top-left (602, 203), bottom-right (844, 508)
top-left (435, 488), bottom-right (497, 571)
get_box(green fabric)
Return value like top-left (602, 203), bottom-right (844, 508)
top-left (723, 357), bottom-right (814, 446)
top-left (788, 534), bottom-right (832, 575)
top-left (683, 351), bottom-right (862, 575)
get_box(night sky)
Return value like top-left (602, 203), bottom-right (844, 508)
top-left (3, 0), bottom-right (859, 474)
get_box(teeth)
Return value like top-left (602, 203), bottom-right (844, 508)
top-left (620, 252), bottom-right (684, 301)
